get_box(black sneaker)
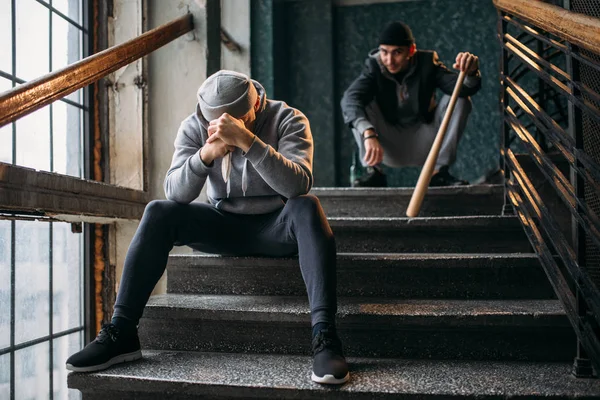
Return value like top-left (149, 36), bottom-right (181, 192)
top-left (311, 328), bottom-right (350, 384)
top-left (66, 323), bottom-right (142, 372)
top-left (352, 166), bottom-right (387, 187)
top-left (429, 166), bottom-right (469, 187)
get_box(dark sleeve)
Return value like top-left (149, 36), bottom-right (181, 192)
top-left (433, 51), bottom-right (482, 97)
top-left (340, 59), bottom-right (378, 127)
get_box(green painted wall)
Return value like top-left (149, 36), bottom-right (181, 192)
top-left (251, 0), bottom-right (502, 187)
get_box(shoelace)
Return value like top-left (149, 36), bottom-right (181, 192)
top-left (312, 330), bottom-right (342, 354)
top-left (96, 323), bottom-right (120, 344)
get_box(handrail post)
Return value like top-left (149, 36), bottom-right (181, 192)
top-left (500, 10), bottom-right (514, 216)
top-left (567, 36), bottom-right (594, 377)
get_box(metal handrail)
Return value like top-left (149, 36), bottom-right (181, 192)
top-left (0, 13), bottom-right (193, 129)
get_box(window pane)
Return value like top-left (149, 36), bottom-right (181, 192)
top-left (53, 333), bottom-right (82, 400)
top-left (52, 102), bottom-right (82, 177)
top-left (53, 12), bottom-right (81, 71)
top-left (15, 221), bottom-right (50, 344)
top-left (53, 0), bottom-right (82, 26)
top-left (53, 222), bottom-right (83, 332)
top-left (15, 341), bottom-right (50, 400)
top-left (0, 353), bottom-right (10, 400)
top-left (0, 0), bottom-right (12, 74)
top-left (0, 221), bottom-right (10, 350)
top-left (15, 105), bottom-right (51, 172)
top-left (52, 13), bottom-right (83, 105)
top-left (16, 0), bottom-right (49, 81)
top-left (0, 78), bottom-right (11, 164)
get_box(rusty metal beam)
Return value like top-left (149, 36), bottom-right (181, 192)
top-left (0, 162), bottom-right (147, 220)
top-left (494, 0), bottom-right (600, 55)
top-left (0, 13), bottom-right (193, 129)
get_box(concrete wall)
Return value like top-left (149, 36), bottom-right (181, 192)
top-left (221, 0), bottom-right (251, 74)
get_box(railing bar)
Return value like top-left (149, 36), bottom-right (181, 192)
top-left (503, 41), bottom-right (600, 126)
top-left (0, 13), bottom-right (193, 129)
top-left (505, 41), bottom-right (572, 93)
top-left (505, 33), bottom-right (570, 80)
top-left (506, 109), bottom-right (575, 204)
top-left (506, 78), bottom-right (600, 193)
top-left (505, 112), bottom-right (600, 251)
top-left (507, 151), bottom-right (600, 315)
top-left (508, 79), bottom-right (600, 192)
top-left (506, 81), bottom-right (575, 157)
top-left (504, 15), bottom-right (568, 52)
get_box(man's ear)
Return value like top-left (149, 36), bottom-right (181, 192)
top-left (254, 96), bottom-right (260, 112)
top-left (409, 43), bottom-right (417, 57)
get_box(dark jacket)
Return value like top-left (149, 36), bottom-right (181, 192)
top-left (341, 49), bottom-right (481, 127)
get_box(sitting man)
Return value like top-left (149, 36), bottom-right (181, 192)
top-left (341, 21), bottom-right (481, 187)
top-left (66, 70), bottom-right (349, 385)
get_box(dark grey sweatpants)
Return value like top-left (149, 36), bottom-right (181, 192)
top-left (113, 194), bottom-right (337, 327)
top-left (352, 95), bottom-right (473, 168)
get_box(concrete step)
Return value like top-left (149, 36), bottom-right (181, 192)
top-left (68, 351), bottom-right (600, 399)
top-left (139, 295), bottom-right (574, 361)
top-left (329, 216), bottom-right (530, 253)
top-left (311, 184), bottom-right (504, 217)
top-left (167, 253), bottom-right (555, 299)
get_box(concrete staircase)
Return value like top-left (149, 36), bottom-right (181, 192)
top-left (69, 185), bottom-right (600, 399)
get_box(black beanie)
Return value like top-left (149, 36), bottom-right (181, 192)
top-left (378, 21), bottom-right (414, 47)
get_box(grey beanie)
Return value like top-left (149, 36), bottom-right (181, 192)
top-left (197, 70), bottom-right (258, 121)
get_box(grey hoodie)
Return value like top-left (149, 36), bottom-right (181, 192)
top-left (164, 80), bottom-right (314, 214)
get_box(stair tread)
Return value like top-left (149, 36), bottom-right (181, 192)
top-left (145, 295), bottom-right (566, 322)
top-left (68, 350), bottom-right (600, 398)
top-left (328, 215), bottom-right (519, 224)
top-left (171, 252), bottom-right (539, 263)
top-left (311, 184), bottom-right (503, 197)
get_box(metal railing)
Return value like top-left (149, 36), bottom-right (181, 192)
top-left (494, 0), bottom-right (600, 376)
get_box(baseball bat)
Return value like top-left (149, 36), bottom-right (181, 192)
top-left (406, 70), bottom-right (466, 218)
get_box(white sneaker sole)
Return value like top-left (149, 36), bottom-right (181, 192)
top-left (66, 350), bottom-right (142, 372)
top-left (311, 371), bottom-right (350, 385)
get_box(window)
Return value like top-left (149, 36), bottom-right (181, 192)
top-left (0, 1), bottom-right (91, 399)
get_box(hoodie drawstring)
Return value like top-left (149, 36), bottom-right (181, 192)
top-left (242, 158), bottom-right (248, 196)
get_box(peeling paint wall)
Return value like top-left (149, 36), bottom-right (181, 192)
top-left (108, 0), bottom-right (145, 191)
top-left (221, 0), bottom-right (251, 75)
